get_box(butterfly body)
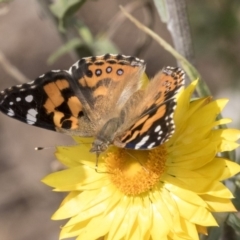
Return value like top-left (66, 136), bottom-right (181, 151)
top-left (0, 54), bottom-right (185, 154)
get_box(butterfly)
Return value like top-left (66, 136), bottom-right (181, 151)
top-left (0, 54), bottom-right (185, 154)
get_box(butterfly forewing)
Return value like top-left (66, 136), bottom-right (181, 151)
top-left (70, 54), bottom-right (146, 123)
top-left (0, 70), bottom-right (84, 131)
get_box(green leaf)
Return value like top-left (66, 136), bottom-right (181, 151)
top-left (200, 227), bottom-right (221, 240)
top-left (77, 24), bottom-right (94, 45)
top-left (93, 36), bottom-right (119, 55)
top-left (47, 38), bottom-right (82, 64)
top-left (227, 213), bottom-right (240, 232)
top-left (50, 0), bottom-right (87, 31)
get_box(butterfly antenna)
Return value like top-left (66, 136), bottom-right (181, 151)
top-left (35, 141), bottom-right (83, 151)
top-left (35, 146), bottom-right (55, 150)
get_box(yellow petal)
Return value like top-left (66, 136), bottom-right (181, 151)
top-left (168, 217), bottom-right (199, 240)
top-left (164, 175), bottom-right (233, 197)
top-left (60, 222), bottom-right (86, 239)
top-left (211, 129), bottom-right (240, 152)
top-left (75, 213), bottom-right (112, 240)
top-left (195, 158), bottom-right (240, 180)
top-left (170, 193), bottom-right (218, 226)
top-left (213, 129), bottom-right (240, 141)
top-left (52, 192), bottom-right (81, 219)
top-left (56, 145), bottom-right (95, 168)
top-left (64, 186), bottom-right (119, 226)
top-left (136, 196), bottom-right (152, 239)
top-left (178, 219), bottom-right (199, 240)
top-left (151, 188), bottom-right (174, 228)
top-left (168, 139), bottom-right (210, 158)
top-left (167, 145), bottom-right (217, 170)
top-left (164, 183), bottom-right (207, 207)
top-left (151, 204), bottom-right (169, 240)
top-left (219, 159), bottom-right (240, 180)
top-left (161, 188), bottom-right (183, 234)
top-left (201, 195), bottom-right (237, 212)
top-left (106, 195), bottom-right (132, 240)
top-left (74, 193), bottom-right (128, 240)
top-left (42, 166), bottom-right (106, 190)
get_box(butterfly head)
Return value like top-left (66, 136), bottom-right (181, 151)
top-left (90, 139), bottom-right (110, 154)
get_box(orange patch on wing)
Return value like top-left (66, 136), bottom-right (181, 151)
top-left (123, 129), bottom-right (140, 144)
top-left (140, 105), bottom-right (166, 135)
top-left (121, 115), bottom-right (149, 142)
top-left (53, 111), bottom-right (64, 128)
top-left (43, 82), bottom-right (64, 107)
top-left (55, 79), bottom-right (70, 90)
top-left (44, 99), bottom-right (55, 113)
top-left (67, 96), bottom-right (83, 117)
top-left (78, 63), bottom-right (140, 88)
top-left (53, 111), bottom-right (79, 129)
top-left (121, 105), bottom-right (167, 143)
top-left (130, 114), bottom-right (149, 130)
top-left (78, 77), bottom-right (87, 87)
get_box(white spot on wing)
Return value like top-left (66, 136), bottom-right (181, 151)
top-left (154, 125), bottom-right (161, 132)
top-left (27, 80), bottom-right (34, 85)
top-left (67, 60), bottom-right (79, 75)
top-left (16, 97), bottom-right (21, 102)
top-left (158, 130), bottom-right (163, 135)
top-left (147, 142), bottom-right (155, 149)
top-left (9, 102), bottom-right (13, 105)
top-left (7, 108), bottom-right (14, 116)
top-left (51, 70), bottom-right (61, 73)
top-left (26, 108), bottom-right (38, 125)
top-left (71, 60), bottom-right (80, 69)
top-left (25, 95), bottom-right (33, 102)
top-left (65, 69), bottom-right (72, 75)
top-left (39, 74), bottom-right (45, 78)
top-left (135, 135), bottom-right (150, 149)
top-left (122, 55), bottom-right (131, 58)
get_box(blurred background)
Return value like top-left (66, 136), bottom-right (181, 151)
top-left (0, 0), bottom-right (239, 239)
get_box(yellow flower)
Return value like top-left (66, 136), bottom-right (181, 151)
top-left (42, 81), bottom-right (240, 240)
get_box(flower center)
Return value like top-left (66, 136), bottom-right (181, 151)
top-left (104, 146), bottom-right (167, 195)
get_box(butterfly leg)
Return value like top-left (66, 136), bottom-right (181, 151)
top-left (94, 152), bottom-right (100, 172)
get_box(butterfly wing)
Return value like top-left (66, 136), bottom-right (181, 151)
top-left (114, 66), bottom-right (185, 149)
top-left (0, 70), bottom-right (91, 133)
